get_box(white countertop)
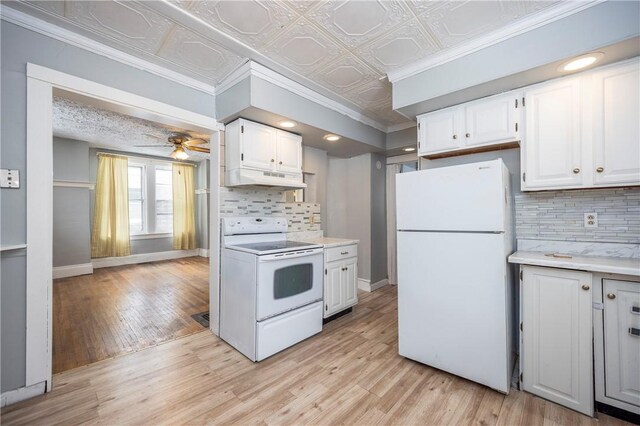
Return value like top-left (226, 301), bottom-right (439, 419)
top-left (303, 237), bottom-right (359, 248)
top-left (509, 251), bottom-right (640, 277)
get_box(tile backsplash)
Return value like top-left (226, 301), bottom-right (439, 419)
top-left (220, 187), bottom-right (322, 234)
top-left (515, 188), bottom-right (640, 244)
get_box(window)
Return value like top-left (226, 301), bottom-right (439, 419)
top-left (128, 165), bottom-right (145, 233)
top-left (127, 161), bottom-right (173, 236)
top-left (155, 167), bottom-right (173, 233)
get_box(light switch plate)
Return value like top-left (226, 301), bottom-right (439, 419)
top-left (584, 212), bottom-right (598, 228)
top-left (0, 169), bottom-right (20, 188)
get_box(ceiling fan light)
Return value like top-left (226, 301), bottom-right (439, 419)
top-left (171, 146), bottom-right (189, 160)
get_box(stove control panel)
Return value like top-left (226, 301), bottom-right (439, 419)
top-left (222, 216), bottom-right (288, 235)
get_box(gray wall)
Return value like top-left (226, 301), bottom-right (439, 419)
top-left (326, 153), bottom-right (387, 284)
top-left (370, 153), bottom-right (387, 284)
top-left (0, 22), bottom-right (215, 393)
top-left (53, 138), bottom-right (91, 268)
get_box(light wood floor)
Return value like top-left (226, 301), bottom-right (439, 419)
top-left (52, 256), bottom-right (209, 373)
top-left (3, 286), bottom-right (631, 425)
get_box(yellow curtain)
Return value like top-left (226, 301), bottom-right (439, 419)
top-left (173, 163), bottom-right (196, 250)
top-left (91, 154), bottom-right (131, 258)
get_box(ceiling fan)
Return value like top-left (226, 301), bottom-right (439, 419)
top-left (134, 134), bottom-right (209, 160)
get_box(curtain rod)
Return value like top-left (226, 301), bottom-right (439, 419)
top-left (96, 151), bottom-right (198, 167)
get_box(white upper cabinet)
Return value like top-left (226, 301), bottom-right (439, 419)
top-left (225, 118), bottom-right (304, 187)
top-left (417, 90), bottom-right (521, 157)
top-left (592, 61), bottom-right (640, 186)
top-left (418, 106), bottom-right (463, 155)
top-left (522, 78), bottom-right (583, 190)
top-left (275, 130), bottom-right (302, 174)
top-left (240, 119), bottom-right (277, 171)
top-left (520, 58), bottom-right (640, 191)
top-left (465, 92), bottom-right (519, 147)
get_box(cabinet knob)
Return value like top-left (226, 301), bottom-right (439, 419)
top-left (582, 284), bottom-right (590, 291)
top-left (465, 133), bottom-right (470, 138)
top-left (341, 251), bottom-right (348, 255)
top-left (607, 293), bottom-right (616, 300)
top-left (271, 159), bottom-right (275, 162)
top-left (573, 168), bottom-right (580, 174)
top-left (279, 161), bottom-right (283, 165)
top-left (596, 167), bottom-right (604, 173)
top-left (452, 134), bottom-right (458, 140)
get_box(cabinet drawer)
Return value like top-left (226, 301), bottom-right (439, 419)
top-left (326, 244), bottom-right (357, 262)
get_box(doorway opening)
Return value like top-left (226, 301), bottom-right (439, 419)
top-left (50, 93), bottom-right (213, 374)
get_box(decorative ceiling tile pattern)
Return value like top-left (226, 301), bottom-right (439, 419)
top-left (53, 97), bottom-right (210, 160)
top-left (306, 0), bottom-right (412, 49)
top-left (157, 25), bottom-right (244, 77)
top-left (17, 0), bottom-right (561, 128)
top-left (188, 0), bottom-right (296, 49)
top-left (64, 0), bottom-right (175, 54)
top-left (262, 17), bottom-right (345, 73)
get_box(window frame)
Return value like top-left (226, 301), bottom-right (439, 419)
top-left (127, 157), bottom-right (174, 239)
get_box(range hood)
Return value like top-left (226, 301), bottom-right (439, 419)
top-left (226, 168), bottom-right (307, 190)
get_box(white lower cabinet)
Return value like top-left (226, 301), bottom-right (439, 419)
top-left (521, 266), bottom-right (593, 416)
top-left (602, 279), bottom-right (640, 408)
top-left (324, 244), bottom-right (358, 318)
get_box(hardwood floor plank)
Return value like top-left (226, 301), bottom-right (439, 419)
top-left (3, 285), bottom-right (630, 426)
top-left (52, 257), bottom-right (209, 373)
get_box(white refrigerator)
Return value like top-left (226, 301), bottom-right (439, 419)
top-left (396, 159), bottom-right (515, 393)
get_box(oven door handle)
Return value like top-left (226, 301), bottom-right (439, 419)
top-left (258, 249), bottom-right (323, 262)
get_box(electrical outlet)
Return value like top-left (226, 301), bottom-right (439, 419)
top-left (584, 213), bottom-right (598, 228)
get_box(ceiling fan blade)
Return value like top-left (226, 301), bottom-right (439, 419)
top-left (183, 138), bottom-right (208, 147)
top-left (133, 144), bottom-right (172, 147)
top-left (185, 145), bottom-right (210, 153)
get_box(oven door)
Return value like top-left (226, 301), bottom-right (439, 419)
top-left (256, 248), bottom-right (323, 321)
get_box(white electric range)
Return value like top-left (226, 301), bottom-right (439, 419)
top-left (220, 217), bottom-right (324, 361)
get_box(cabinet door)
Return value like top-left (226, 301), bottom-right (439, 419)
top-left (325, 261), bottom-right (343, 317)
top-left (465, 92), bottom-right (519, 147)
top-left (418, 106), bottom-right (464, 155)
top-left (523, 78), bottom-right (583, 190)
top-left (276, 131), bottom-right (302, 174)
top-left (240, 120), bottom-right (277, 171)
top-left (522, 266), bottom-right (593, 416)
top-left (343, 258), bottom-right (358, 308)
top-left (592, 62), bottom-right (640, 186)
top-left (603, 279), bottom-right (640, 407)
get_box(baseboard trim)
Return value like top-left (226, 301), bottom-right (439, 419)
top-left (1, 381), bottom-right (46, 407)
top-left (198, 248), bottom-right (210, 258)
top-left (52, 263), bottom-right (93, 279)
top-left (357, 278), bottom-right (389, 292)
top-left (92, 249), bottom-right (199, 269)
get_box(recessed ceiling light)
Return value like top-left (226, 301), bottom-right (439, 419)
top-left (324, 134), bottom-right (340, 142)
top-left (559, 52), bottom-right (604, 72)
top-left (403, 147), bottom-right (416, 152)
top-left (279, 120), bottom-right (297, 128)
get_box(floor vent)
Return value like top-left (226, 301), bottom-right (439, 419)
top-left (191, 311), bottom-right (209, 328)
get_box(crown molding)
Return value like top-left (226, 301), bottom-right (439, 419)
top-left (387, 1), bottom-right (603, 83)
top-left (0, 5), bottom-right (217, 95)
top-left (387, 122), bottom-right (417, 133)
